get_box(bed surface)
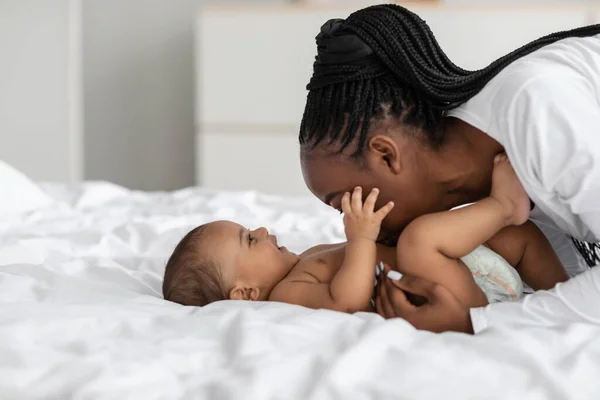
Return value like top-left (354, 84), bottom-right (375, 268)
top-left (1, 179), bottom-right (599, 399)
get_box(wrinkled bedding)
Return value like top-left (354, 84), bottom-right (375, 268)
top-left (1, 177), bottom-right (599, 399)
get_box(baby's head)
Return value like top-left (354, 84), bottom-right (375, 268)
top-left (163, 221), bottom-right (300, 306)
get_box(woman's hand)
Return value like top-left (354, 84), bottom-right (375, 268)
top-left (375, 264), bottom-right (474, 334)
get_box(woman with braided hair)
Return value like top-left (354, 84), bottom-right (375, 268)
top-left (299, 4), bottom-right (600, 333)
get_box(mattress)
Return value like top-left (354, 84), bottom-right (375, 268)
top-left (1, 178), bottom-right (600, 399)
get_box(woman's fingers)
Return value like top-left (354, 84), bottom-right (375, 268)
top-left (375, 264), bottom-right (415, 318)
top-left (393, 275), bottom-right (451, 307)
top-left (384, 275), bottom-right (415, 311)
top-left (376, 275), bottom-right (396, 318)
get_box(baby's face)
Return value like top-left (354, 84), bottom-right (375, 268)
top-left (202, 221), bottom-right (300, 298)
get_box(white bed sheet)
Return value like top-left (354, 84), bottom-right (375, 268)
top-left (1, 181), bottom-right (599, 400)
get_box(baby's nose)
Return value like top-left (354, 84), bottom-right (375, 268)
top-left (255, 227), bottom-right (269, 237)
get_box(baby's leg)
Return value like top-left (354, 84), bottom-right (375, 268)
top-left (398, 153), bottom-right (529, 260)
top-left (394, 155), bottom-right (529, 307)
top-left (399, 197), bottom-right (509, 260)
top-left (394, 201), bottom-right (510, 307)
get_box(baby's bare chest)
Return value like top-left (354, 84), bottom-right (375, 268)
top-left (288, 244), bottom-right (397, 283)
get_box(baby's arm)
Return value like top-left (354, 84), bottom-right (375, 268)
top-left (396, 154), bottom-right (531, 307)
top-left (270, 187), bottom-right (393, 313)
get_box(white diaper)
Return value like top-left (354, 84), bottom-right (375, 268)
top-left (460, 245), bottom-right (523, 303)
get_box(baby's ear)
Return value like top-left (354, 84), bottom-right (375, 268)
top-left (229, 285), bottom-right (261, 301)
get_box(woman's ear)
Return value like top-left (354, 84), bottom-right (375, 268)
top-left (368, 135), bottom-right (402, 174)
top-left (229, 285), bottom-right (261, 301)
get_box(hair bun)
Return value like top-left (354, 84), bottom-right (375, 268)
top-left (315, 18), bottom-right (373, 65)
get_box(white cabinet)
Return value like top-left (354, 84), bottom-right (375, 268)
top-left (196, 3), bottom-right (594, 195)
top-left (197, 128), bottom-right (308, 195)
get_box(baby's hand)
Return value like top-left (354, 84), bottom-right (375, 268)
top-left (342, 187), bottom-right (394, 242)
top-left (490, 153), bottom-right (530, 226)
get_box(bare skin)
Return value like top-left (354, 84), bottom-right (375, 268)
top-left (202, 156), bottom-right (567, 316)
top-left (381, 154), bottom-right (567, 308)
top-left (270, 187), bottom-right (395, 313)
top-left (373, 155), bottom-right (569, 333)
top-left (299, 112), bottom-right (558, 332)
top-left (301, 118), bottom-right (504, 246)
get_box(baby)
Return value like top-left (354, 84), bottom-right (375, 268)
top-left (163, 155), bottom-right (569, 313)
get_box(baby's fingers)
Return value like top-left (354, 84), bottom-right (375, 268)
top-left (351, 187), bottom-right (363, 212)
top-left (363, 188), bottom-right (379, 212)
top-left (375, 201), bottom-right (395, 220)
top-left (341, 192), bottom-right (352, 215)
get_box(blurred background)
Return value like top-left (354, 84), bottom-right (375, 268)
top-left (1, 0), bottom-right (598, 196)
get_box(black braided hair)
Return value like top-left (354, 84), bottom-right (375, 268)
top-left (299, 4), bottom-right (600, 265)
top-left (299, 4), bottom-right (600, 155)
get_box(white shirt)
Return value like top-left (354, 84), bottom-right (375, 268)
top-left (528, 207), bottom-right (589, 285)
top-left (448, 34), bottom-right (600, 243)
top-left (470, 265), bottom-right (600, 334)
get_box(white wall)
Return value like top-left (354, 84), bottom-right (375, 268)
top-left (82, 0), bottom-right (284, 191)
top-left (0, 0), bottom-right (81, 182)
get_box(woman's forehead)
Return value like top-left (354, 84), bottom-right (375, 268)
top-left (301, 153), bottom-right (368, 203)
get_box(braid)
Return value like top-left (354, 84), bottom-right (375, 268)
top-left (299, 4), bottom-right (600, 155)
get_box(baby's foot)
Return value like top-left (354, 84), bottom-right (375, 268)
top-left (490, 153), bottom-right (530, 226)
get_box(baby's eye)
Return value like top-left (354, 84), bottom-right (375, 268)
top-left (248, 233), bottom-right (253, 245)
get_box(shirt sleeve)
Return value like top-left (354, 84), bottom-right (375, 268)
top-left (470, 267), bottom-right (600, 333)
top-left (496, 68), bottom-right (600, 242)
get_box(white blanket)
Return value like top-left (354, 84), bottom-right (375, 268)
top-left (1, 180), bottom-right (599, 399)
